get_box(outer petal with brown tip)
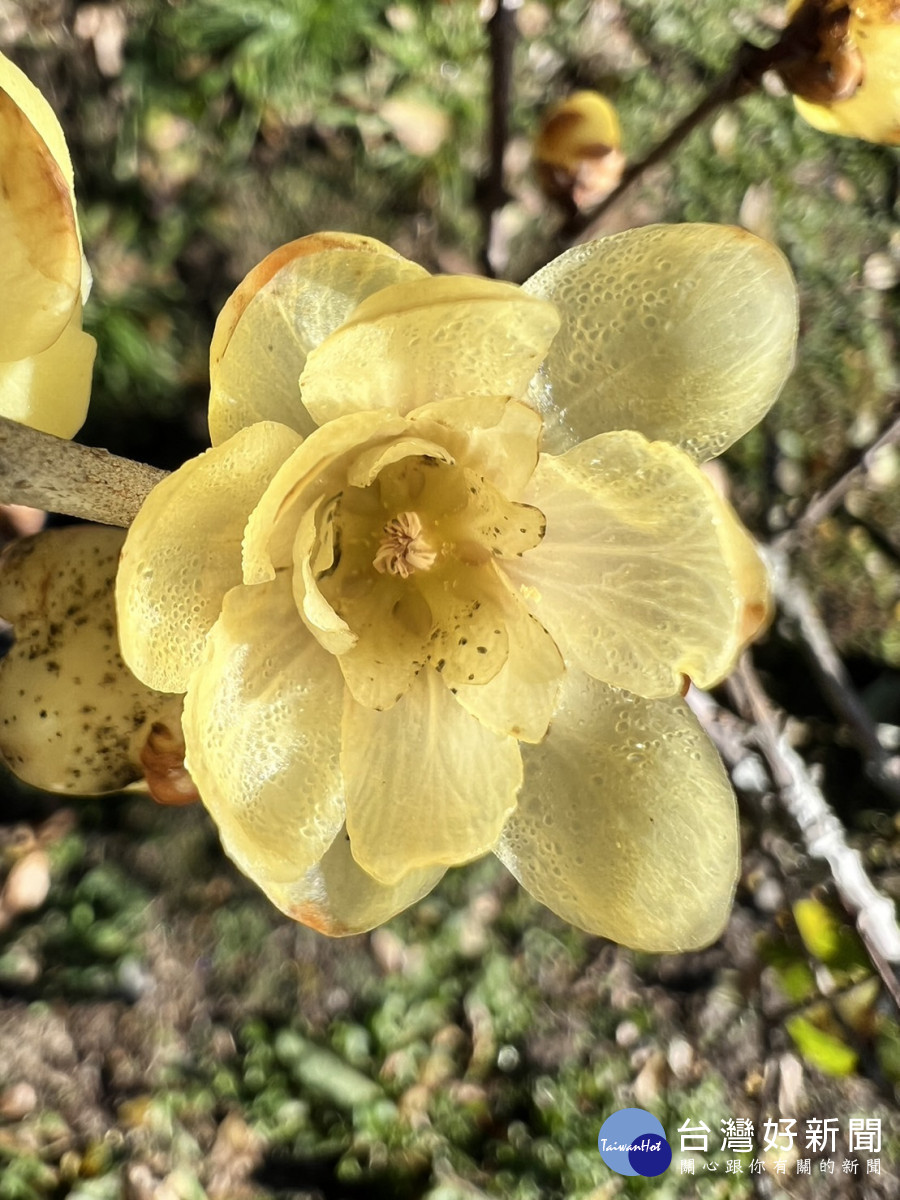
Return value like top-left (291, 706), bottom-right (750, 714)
top-left (504, 431), bottom-right (752, 698)
top-left (208, 233), bottom-right (429, 445)
top-left (271, 828), bottom-right (445, 937)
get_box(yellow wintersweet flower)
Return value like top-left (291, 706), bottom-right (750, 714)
top-left (782, 0), bottom-right (900, 144)
top-left (0, 52), bottom-right (96, 436)
top-left (116, 227), bottom-right (798, 951)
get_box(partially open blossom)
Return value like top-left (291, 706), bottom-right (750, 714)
top-left (780, 0), bottom-right (900, 144)
top-left (116, 228), bottom-right (798, 951)
top-left (0, 52), bottom-right (96, 437)
top-left (533, 91), bottom-right (626, 211)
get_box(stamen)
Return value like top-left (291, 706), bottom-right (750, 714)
top-left (373, 511), bottom-right (437, 578)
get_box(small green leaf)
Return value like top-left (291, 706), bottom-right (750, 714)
top-left (786, 1015), bottom-right (858, 1077)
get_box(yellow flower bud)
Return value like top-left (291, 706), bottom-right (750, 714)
top-left (533, 91), bottom-right (626, 211)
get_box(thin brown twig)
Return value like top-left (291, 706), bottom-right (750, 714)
top-left (479, 0), bottom-right (519, 278)
top-left (766, 547), bottom-right (900, 802)
top-left (560, 7), bottom-right (844, 247)
top-left (773, 404), bottom-right (900, 554)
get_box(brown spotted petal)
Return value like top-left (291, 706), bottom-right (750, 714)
top-left (0, 526), bottom-right (183, 794)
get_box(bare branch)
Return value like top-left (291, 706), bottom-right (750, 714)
top-left (726, 657), bottom-right (900, 988)
top-left (0, 416), bottom-right (166, 527)
top-left (479, 0), bottom-right (520, 278)
top-left (766, 546), bottom-right (900, 802)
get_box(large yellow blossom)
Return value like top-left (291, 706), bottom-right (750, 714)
top-left (0, 52), bottom-right (95, 437)
top-left (116, 227), bottom-right (798, 952)
top-left (783, 0), bottom-right (900, 144)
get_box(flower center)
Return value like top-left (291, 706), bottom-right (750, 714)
top-left (372, 511), bottom-right (437, 578)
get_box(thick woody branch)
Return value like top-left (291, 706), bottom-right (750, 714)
top-left (0, 416), bottom-right (166, 527)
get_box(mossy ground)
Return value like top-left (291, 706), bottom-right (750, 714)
top-left (1, 1), bottom-right (899, 1196)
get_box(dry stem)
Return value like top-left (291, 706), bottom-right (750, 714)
top-left (0, 416), bottom-right (166, 527)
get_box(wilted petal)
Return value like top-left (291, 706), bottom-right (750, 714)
top-left (523, 224), bottom-right (798, 460)
top-left (0, 62), bottom-right (81, 363)
top-left (452, 591), bottom-right (564, 743)
top-left (182, 576), bottom-right (345, 889)
top-left (117, 421), bottom-right (300, 692)
top-left (504, 431), bottom-right (748, 697)
top-left (299, 276), bottom-right (560, 426)
top-left (495, 669), bottom-right (738, 951)
top-left (208, 232), bottom-right (429, 445)
top-left (0, 527), bottom-right (182, 793)
top-left (343, 668), bottom-right (521, 884)
top-left (0, 299), bottom-right (95, 438)
top-left (268, 827), bottom-right (445, 936)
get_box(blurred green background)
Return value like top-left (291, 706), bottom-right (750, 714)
top-left (0, 1), bottom-right (898, 1196)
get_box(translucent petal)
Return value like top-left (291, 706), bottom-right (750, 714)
top-left (243, 410), bottom-right (404, 584)
top-left (343, 668), bottom-right (522, 884)
top-left (0, 53), bottom-right (74, 193)
top-left (504, 431), bottom-right (746, 697)
top-left (268, 827), bottom-right (445, 936)
top-left (208, 232), bottom-right (429, 445)
top-left (452, 590), bottom-right (564, 743)
top-left (117, 421), bottom-right (300, 692)
top-left (0, 299), bottom-right (95, 437)
top-left (0, 84), bottom-right (81, 362)
top-left (711, 487), bottom-right (772, 651)
top-left (0, 526), bottom-right (183, 794)
top-left (292, 499), bottom-right (356, 655)
top-left (495, 670), bottom-right (738, 951)
top-left (182, 575), bottom-right (345, 889)
top-left (299, 276), bottom-right (561, 426)
top-left (523, 224), bottom-right (798, 460)
top-left (408, 396), bottom-right (543, 498)
top-left (792, 20), bottom-right (900, 145)
top-left (419, 563), bottom-right (510, 690)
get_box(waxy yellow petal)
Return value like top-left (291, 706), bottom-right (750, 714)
top-left (523, 224), bottom-right (798, 460)
top-left (243, 409), bottom-right (404, 583)
top-left (117, 421), bottom-right (301, 692)
top-left (0, 298), bottom-right (95, 438)
top-left (0, 55), bottom-right (81, 364)
top-left (0, 527), bottom-right (182, 794)
top-left (408, 396), bottom-right (543, 498)
top-left (495, 670), bottom-right (738, 951)
top-left (299, 276), bottom-right (560, 426)
top-left (452, 593), bottom-right (564, 743)
top-left (208, 232), bottom-right (429, 445)
top-left (270, 828), bottom-right (445, 936)
top-left (504, 431), bottom-right (748, 697)
top-left (343, 668), bottom-right (521, 884)
top-left (182, 576), bottom-right (345, 889)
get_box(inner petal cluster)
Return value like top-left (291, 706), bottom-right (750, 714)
top-left (308, 451), bottom-right (545, 710)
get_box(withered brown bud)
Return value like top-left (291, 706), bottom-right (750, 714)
top-left (139, 720), bottom-right (200, 807)
top-left (777, 0), bottom-right (864, 105)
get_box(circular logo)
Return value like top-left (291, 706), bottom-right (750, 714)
top-left (597, 1108), bottom-right (672, 1177)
